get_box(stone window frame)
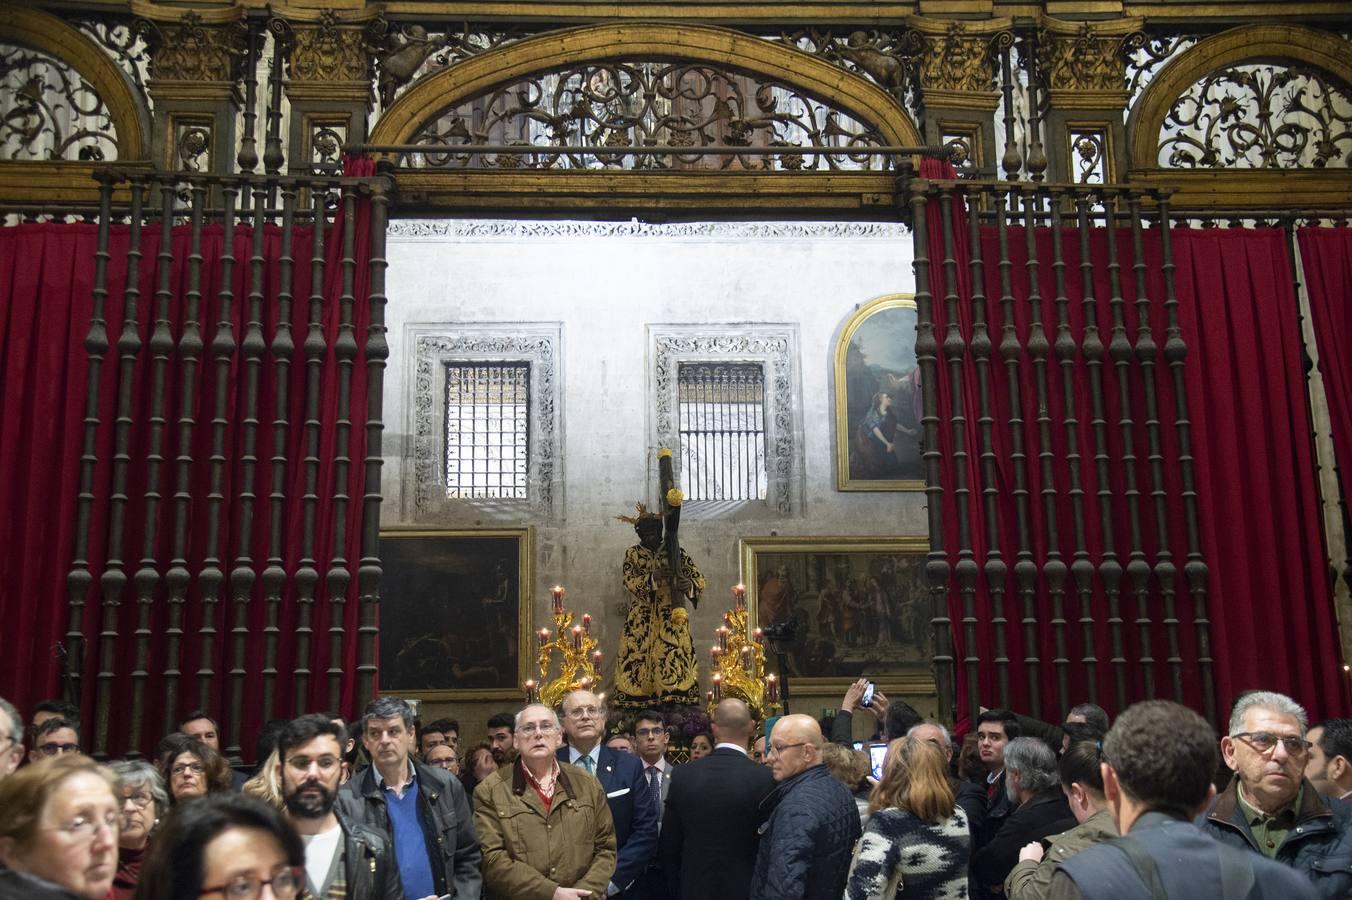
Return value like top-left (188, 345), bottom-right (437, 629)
top-left (407, 323), bottom-right (562, 523)
top-left (648, 324), bottom-right (803, 518)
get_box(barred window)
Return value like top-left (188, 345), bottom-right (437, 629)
top-left (677, 363), bottom-right (767, 502)
top-left (445, 363), bottom-right (529, 499)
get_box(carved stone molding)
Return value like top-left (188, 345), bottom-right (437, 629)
top-left (649, 325), bottom-right (801, 516)
top-left (407, 324), bottom-right (562, 523)
top-left (145, 13), bottom-right (244, 86)
top-left (386, 219), bottom-right (909, 240)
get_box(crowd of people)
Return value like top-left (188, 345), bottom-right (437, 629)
top-left (1, 683), bottom-right (1350, 900)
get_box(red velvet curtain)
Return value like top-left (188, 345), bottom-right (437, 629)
top-left (924, 162), bottom-right (1349, 722)
top-left (0, 172), bottom-right (374, 756)
top-left (1298, 227), bottom-right (1352, 554)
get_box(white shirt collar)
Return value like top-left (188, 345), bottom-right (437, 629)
top-left (715, 742), bottom-right (748, 756)
top-left (643, 756), bottom-right (671, 773)
top-left (568, 744), bottom-right (601, 766)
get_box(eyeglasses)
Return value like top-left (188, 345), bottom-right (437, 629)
top-left (518, 722), bottom-right (560, 736)
top-left (171, 761), bottom-right (207, 776)
top-left (1233, 732), bottom-right (1311, 756)
top-left (767, 741), bottom-right (809, 757)
top-left (427, 756), bottom-right (458, 769)
top-left (635, 727), bottom-right (666, 738)
top-left (46, 811), bottom-right (118, 842)
top-left (199, 866), bottom-right (303, 899)
top-left (121, 793), bottom-right (154, 809)
top-left (564, 706), bottom-right (601, 720)
top-left (36, 742), bottom-right (80, 756)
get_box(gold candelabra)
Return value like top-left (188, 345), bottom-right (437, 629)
top-left (527, 586), bottom-right (603, 709)
top-left (706, 584), bottom-right (779, 719)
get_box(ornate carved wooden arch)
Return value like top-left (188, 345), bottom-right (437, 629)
top-left (0, 7), bottom-right (152, 203)
top-left (370, 22), bottom-right (924, 216)
top-left (1126, 24), bottom-right (1352, 208)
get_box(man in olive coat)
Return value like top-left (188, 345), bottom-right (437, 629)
top-left (474, 704), bottom-right (617, 900)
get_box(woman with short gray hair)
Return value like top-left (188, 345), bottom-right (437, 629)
top-left (107, 760), bottom-right (166, 900)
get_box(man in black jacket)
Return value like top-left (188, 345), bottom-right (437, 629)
top-left (278, 715), bottom-right (402, 900)
top-left (972, 737), bottom-right (1075, 895)
top-left (339, 697), bottom-right (482, 900)
top-left (750, 714), bottom-right (862, 900)
top-left (659, 698), bottom-right (775, 900)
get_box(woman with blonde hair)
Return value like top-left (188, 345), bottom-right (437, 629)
top-left (844, 736), bottom-right (971, 900)
top-left (239, 749), bottom-right (284, 810)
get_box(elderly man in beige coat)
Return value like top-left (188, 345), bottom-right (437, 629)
top-left (474, 703), bottom-right (617, 900)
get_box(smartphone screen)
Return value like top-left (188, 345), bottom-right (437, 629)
top-left (860, 681), bottom-right (876, 707)
top-left (869, 742), bottom-right (888, 780)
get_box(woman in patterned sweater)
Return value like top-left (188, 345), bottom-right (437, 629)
top-left (844, 735), bottom-right (972, 900)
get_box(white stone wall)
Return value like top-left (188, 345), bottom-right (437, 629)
top-left (383, 219), bottom-right (929, 731)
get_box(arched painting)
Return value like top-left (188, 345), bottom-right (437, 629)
top-left (835, 295), bottom-right (923, 490)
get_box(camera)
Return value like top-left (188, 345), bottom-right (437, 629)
top-left (760, 620), bottom-right (798, 642)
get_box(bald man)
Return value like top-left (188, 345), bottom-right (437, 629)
top-left (750, 714), bottom-right (862, 900)
top-left (658, 699), bottom-right (776, 900)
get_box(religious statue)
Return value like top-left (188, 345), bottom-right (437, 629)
top-left (612, 502), bottom-right (705, 708)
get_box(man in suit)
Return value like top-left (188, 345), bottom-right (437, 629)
top-left (659, 698), bottom-right (776, 900)
top-left (558, 689), bottom-right (659, 898)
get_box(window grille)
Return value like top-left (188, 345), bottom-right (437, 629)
top-left (444, 362), bottom-right (529, 499)
top-left (677, 363), bottom-right (767, 502)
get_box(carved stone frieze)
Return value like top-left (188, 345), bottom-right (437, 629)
top-left (291, 13), bottom-right (368, 85)
top-left (650, 326), bottom-right (801, 516)
top-left (144, 12), bottom-right (244, 84)
top-left (409, 325), bottom-right (561, 522)
top-left (386, 220), bottom-right (909, 239)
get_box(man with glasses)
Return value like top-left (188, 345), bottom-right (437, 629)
top-left (0, 697), bottom-right (24, 782)
top-left (1199, 691), bottom-right (1352, 898)
top-left (557, 690), bottom-right (658, 899)
top-left (424, 743), bottom-right (459, 775)
top-left (750, 714), bottom-right (861, 900)
top-left (340, 696), bottom-right (481, 900)
top-left (1050, 700), bottom-right (1317, 900)
top-left (474, 703), bottom-right (616, 900)
top-left (30, 717), bottom-right (81, 762)
top-left (659, 698), bottom-right (775, 900)
top-left (276, 715), bottom-right (400, 900)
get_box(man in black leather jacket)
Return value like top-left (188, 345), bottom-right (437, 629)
top-left (277, 715), bottom-right (404, 900)
top-left (339, 697), bottom-right (482, 900)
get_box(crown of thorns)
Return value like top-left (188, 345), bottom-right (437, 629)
top-left (616, 502), bottom-right (668, 525)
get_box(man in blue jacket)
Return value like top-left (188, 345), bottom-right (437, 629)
top-left (558, 689), bottom-right (659, 898)
top-left (751, 714), bottom-right (862, 900)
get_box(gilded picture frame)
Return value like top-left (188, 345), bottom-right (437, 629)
top-left (740, 535), bottom-right (935, 694)
top-left (834, 294), bottom-right (924, 491)
top-left (378, 528), bottom-right (532, 700)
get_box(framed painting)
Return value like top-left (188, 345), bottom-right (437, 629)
top-left (379, 528), bottom-right (532, 700)
top-left (835, 294), bottom-right (924, 491)
top-left (740, 535), bottom-right (934, 694)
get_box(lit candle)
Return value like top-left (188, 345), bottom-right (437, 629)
top-left (712, 673), bottom-right (722, 700)
top-left (711, 646), bottom-right (722, 664)
top-left (723, 612), bottom-right (731, 626)
top-left (741, 645), bottom-right (752, 665)
top-left (593, 650), bottom-right (603, 667)
top-left (752, 628), bottom-right (763, 643)
top-left (572, 626), bottom-right (583, 650)
top-left (706, 690), bottom-right (714, 702)
top-left (552, 585), bottom-right (564, 613)
top-left (538, 628), bottom-right (550, 646)
top-left (524, 679), bottom-right (537, 702)
top-left (582, 613), bottom-right (592, 632)
top-left (766, 674), bottom-right (778, 703)
top-left (733, 583), bottom-right (746, 609)
top-left (718, 626), bottom-right (729, 652)
top-left (580, 676), bottom-right (591, 688)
